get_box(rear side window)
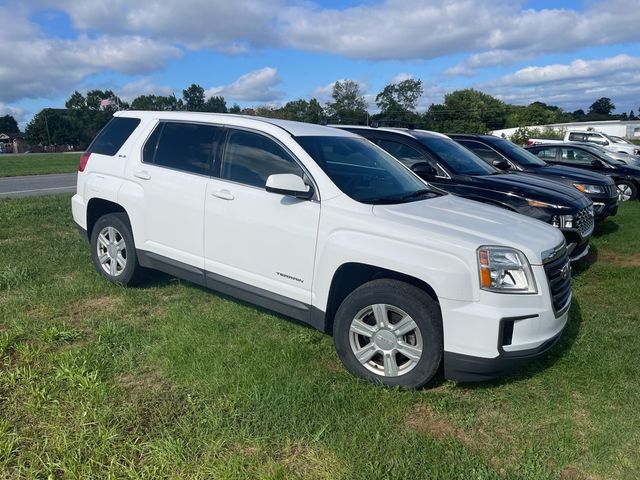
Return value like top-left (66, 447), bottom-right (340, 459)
top-left (89, 117), bottom-right (140, 156)
top-left (144, 122), bottom-right (223, 175)
top-left (221, 129), bottom-right (303, 188)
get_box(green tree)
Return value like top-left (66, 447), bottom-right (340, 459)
top-left (229, 104), bottom-right (242, 114)
top-left (25, 109), bottom-right (74, 147)
top-left (375, 79), bottom-right (423, 126)
top-left (325, 80), bottom-right (368, 124)
top-left (182, 84), bottom-right (206, 111)
top-left (588, 97), bottom-right (615, 116)
top-left (131, 94), bottom-right (183, 111)
top-left (505, 102), bottom-right (566, 127)
top-left (629, 110), bottom-right (636, 120)
top-left (203, 95), bottom-right (227, 113)
top-left (0, 114), bottom-right (19, 133)
top-left (277, 98), bottom-right (324, 123)
top-left (425, 89), bottom-right (507, 133)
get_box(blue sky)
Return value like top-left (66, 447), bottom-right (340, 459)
top-left (1, 0), bottom-right (639, 128)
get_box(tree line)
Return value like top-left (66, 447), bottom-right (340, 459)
top-left (5, 79), bottom-right (638, 150)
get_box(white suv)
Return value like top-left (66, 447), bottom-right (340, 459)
top-left (72, 111), bottom-right (572, 388)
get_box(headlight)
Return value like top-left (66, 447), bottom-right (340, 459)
top-left (573, 183), bottom-right (604, 194)
top-left (477, 246), bottom-right (537, 294)
top-left (551, 215), bottom-right (574, 229)
top-left (526, 199), bottom-right (568, 209)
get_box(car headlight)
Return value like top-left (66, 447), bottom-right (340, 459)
top-left (477, 246), bottom-right (537, 294)
top-left (551, 215), bottom-right (574, 229)
top-left (573, 183), bottom-right (604, 194)
top-left (526, 199), bottom-right (568, 209)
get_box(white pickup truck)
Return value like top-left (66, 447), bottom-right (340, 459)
top-left (72, 111), bottom-right (571, 388)
top-left (527, 130), bottom-right (639, 157)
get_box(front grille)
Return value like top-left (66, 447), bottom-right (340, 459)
top-left (575, 206), bottom-right (594, 238)
top-left (544, 249), bottom-right (572, 313)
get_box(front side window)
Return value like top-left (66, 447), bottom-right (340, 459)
top-left (221, 130), bottom-right (303, 188)
top-left (457, 140), bottom-right (505, 165)
top-left (487, 137), bottom-right (547, 167)
top-left (561, 147), bottom-right (598, 164)
top-left (375, 138), bottom-right (448, 177)
top-left (145, 122), bottom-right (222, 175)
top-left (296, 136), bottom-right (436, 204)
top-left (415, 135), bottom-right (496, 176)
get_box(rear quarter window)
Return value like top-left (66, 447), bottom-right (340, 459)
top-left (89, 117), bottom-right (140, 156)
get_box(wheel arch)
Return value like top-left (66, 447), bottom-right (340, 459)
top-left (86, 198), bottom-right (130, 239)
top-left (322, 262), bottom-right (439, 334)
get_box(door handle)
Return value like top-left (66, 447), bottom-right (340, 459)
top-left (134, 170), bottom-right (151, 180)
top-left (211, 189), bottom-right (234, 200)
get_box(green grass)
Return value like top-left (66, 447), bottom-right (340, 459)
top-left (1, 195), bottom-right (639, 479)
top-left (0, 153), bottom-right (80, 177)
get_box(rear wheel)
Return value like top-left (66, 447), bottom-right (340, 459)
top-left (90, 213), bottom-right (142, 285)
top-left (616, 180), bottom-right (637, 202)
top-left (333, 279), bottom-right (443, 389)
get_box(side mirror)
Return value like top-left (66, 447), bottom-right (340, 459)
top-left (411, 162), bottom-right (437, 178)
top-left (493, 159), bottom-right (510, 170)
top-left (591, 159), bottom-right (604, 168)
top-left (265, 173), bottom-right (314, 199)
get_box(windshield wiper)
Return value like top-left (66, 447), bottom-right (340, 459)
top-left (364, 189), bottom-right (437, 204)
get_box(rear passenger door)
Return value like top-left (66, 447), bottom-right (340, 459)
top-left (131, 121), bottom-right (223, 269)
top-left (204, 128), bottom-right (320, 310)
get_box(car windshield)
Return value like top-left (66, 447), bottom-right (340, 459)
top-left (295, 136), bottom-right (439, 204)
top-left (489, 137), bottom-right (547, 167)
top-left (413, 134), bottom-right (496, 175)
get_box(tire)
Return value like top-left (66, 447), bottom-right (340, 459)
top-left (333, 279), bottom-right (443, 389)
top-left (615, 180), bottom-right (638, 202)
top-left (90, 213), bottom-right (142, 286)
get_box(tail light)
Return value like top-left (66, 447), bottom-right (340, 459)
top-left (79, 151), bottom-right (91, 172)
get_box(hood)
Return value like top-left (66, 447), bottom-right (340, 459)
top-left (615, 163), bottom-right (640, 177)
top-left (373, 194), bottom-right (565, 265)
top-left (536, 164), bottom-right (614, 185)
top-left (464, 172), bottom-right (590, 207)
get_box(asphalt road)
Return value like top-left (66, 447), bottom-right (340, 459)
top-left (0, 173), bottom-right (76, 199)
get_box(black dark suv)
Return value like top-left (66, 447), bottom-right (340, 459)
top-left (449, 134), bottom-right (619, 221)
top-left (525, 143), bottom-right (640, 203)
top-left (336, 126), bottom-right (594, 262)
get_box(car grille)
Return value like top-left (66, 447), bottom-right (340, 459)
top-left (544, 248), bottom-right (572, 314)
top-left (575, 206), bottom-right (594, 238)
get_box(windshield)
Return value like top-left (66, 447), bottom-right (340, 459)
top-left (295, 136), bottom-right (438, 204)
top-left (489, 137), bottom-right (547, 167)
top-left (414, 134), bottom-right (496, 175)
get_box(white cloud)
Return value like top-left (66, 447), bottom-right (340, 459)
top-left (117, 79), bottom-right (175, 102)
top-left (205, 67), bottom-right (283, 102)
top-left (0, 5), bottom-right (180, 103)
top-left (46, 0), bottom-right (284, 51)
top-left (492, 55), bottom-right (640, 87)
top-left (390, 73), bottom-right (414, 84)
top-left (483, 55), bottom-right (640, 111)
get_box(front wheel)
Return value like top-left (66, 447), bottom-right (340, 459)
top-left (616, 180), bottom-right (637, 202)
top-left (90, 213), bottom-right (142, 285)
top-left (333, 279), bottom-right (443, 389)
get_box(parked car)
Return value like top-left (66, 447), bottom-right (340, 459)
top-left (525, 143), bottom-right (640, 202)
top-left (449, 134), bottom-right (619, 221)
top-left (527, 130), bottom-right (640, 156)
top-left (336, 126), bottom-right (593, 262)
top-left (73, 111), bottom-right (573, 388)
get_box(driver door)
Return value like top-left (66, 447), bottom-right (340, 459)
top-left (204, 128), bottom-right (320, 309)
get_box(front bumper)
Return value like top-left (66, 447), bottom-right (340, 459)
top-left (444, 319), bottom-right (565, 382)
top-left (439, 263), bottom-right (569, 382)
top-left (592, 198), bottom-right (619, 221)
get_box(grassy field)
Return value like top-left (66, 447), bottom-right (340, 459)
top-left (0, 195), bottom-right (639, 479)
top-left (0, 153), bottom-right (80, 177)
